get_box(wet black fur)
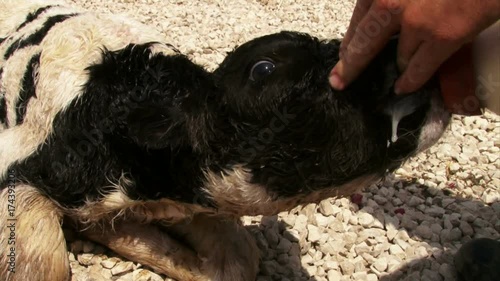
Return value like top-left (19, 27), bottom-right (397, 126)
top-left (9, 31), bottom-right (435, 208)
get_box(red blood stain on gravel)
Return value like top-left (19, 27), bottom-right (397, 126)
top-left (394, 208), bottom-right (405, 215)
top-left (351, 193), bottom-right (363, 205)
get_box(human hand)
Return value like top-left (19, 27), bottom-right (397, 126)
top-left (330, 0), bottom-right (500, 94)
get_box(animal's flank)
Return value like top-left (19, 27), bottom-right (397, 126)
top-left (16, 52), bottom-right (39, 125)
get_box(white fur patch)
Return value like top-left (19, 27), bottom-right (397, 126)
top-left (72, 175), bottom-right (213, 227)
top-left (203, 166), bottom-right (380, 216)
top-left (417, 92), bottom-right (451, 152)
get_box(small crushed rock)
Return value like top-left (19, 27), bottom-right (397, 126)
top-left (65, 1), bottom-right (499, 280)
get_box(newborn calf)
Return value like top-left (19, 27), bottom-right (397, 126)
top-left (0, 1), bottom-right (450, 280)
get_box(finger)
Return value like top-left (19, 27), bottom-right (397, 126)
top-left (396, 21), bottom-right (422, 72)
top-left (395, 40), bottom-right (461, 94)
top-left (331, 1), bottom-right (402, 89)
top-left (341, 0), bottom-right (374, 52)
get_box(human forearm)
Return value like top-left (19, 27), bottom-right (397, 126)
top-left (473, 20), bottom-right (500, 115)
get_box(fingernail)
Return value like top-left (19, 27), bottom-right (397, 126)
top-left (329, 72), bottom-right (345, 90)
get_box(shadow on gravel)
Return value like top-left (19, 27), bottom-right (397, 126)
top-left (368, 176), bottom-right (499, 281)
top-left (262, 173), bottom-right (499, 281)
top-left (246, 217), bottom-right (318, 281)
top-left (243, 171), bottom-right (499, 281)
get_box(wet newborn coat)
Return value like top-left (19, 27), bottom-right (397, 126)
top-left (0, 1), bottom-right (451, 280)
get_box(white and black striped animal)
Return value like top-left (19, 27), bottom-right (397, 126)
top-left (0, 1), bottom-right (451, 280)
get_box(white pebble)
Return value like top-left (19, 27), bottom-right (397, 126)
top-left (459, 221), bottom-right (474, 236)
top-left (327, 270), bottom-right (342, 280)
top-left (319, 201), bottom-right (334, 216)
top-left (389, 244), bottom-right (405, 259)
top-left (425, 206), bottom-right (445, 217)
top-left (415, 225), bottom-right (432, 240)
top-left (339, 261), bottom-right (355, 275)
top-left (482, 189), bottom-right (500, 204)
top-left (372, 257), bottom-right (388, 272)
top-left (307, 225), bottom-right (321, 243)
top-left (367, 273), bottom-right (378, 281)
top-left (111, 262), bottom-right (134, 276)
top-left (358, 212), bottom-right (375, 227)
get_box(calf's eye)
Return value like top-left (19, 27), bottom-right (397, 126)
top-left (249, 60), bottom-right (276, 82)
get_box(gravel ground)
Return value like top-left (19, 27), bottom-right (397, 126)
top-left (65, 1), bottom-right (500, 280)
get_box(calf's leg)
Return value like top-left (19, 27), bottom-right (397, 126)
top-left (165, 214), bottom-right (260, 281)
top-left (82, 221), bottom-right (208, 281)
top-left (0, 185), bottom-right (69, 281)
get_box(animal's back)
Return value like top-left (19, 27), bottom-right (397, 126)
top-left (0, 0), bottom-right (175, 180)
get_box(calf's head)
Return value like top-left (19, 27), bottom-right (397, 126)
top-left (196, 31), bottom-right (450, 215)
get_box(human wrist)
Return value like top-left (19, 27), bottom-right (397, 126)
top-left (486, 0), bottom-right (500, 21)
top-left (472, 21), bottom-right (500, 115)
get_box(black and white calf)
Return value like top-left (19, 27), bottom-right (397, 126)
top-left (0, 1), bottom-right (451, 280)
